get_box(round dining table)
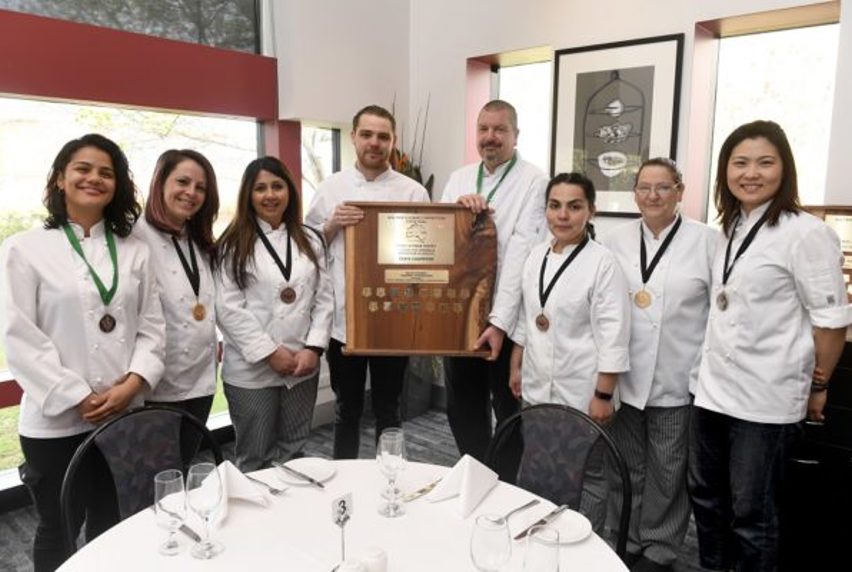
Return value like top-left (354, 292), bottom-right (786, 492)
top-left (58, 459), bottom-right (628, 571)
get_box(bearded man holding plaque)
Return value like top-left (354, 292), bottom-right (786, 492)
top-left (305, 105), bottom-right (429, 459)
top-left (440, 100), bottom-right (547, 462)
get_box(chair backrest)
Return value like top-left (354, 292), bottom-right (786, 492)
top-left (484, 403), bottom-right (632, 559)
top-left (60, 405), bottom-right (223, 556)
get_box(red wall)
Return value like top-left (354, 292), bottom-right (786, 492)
top-left (0, 8), bottom-right (277, 119)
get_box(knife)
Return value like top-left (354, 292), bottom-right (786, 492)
top-left (148, 505), bottom-right (202, 543)
top-left (402, 478), bottom-right (441, 502)
top-left (513, 504), bottom-right (568, 540)
top-left (273, 461), bottom-right (325, 489)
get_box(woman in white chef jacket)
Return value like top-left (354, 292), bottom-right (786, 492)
top-left (0, 134), bottom-right (165, 572)
top-left (602, 158), bottom-right (717, 571)
top-left (509, 171), bottom-right (630, 529)
top-left (216, 156), bottom-right (333, 471)
top-left (137, 150), bottom-right (219, 436)
top-left (689, 120), bottom-right (850, 571)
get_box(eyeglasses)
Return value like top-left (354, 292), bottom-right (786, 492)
top-left (634, 184), bottom-right (678, 195)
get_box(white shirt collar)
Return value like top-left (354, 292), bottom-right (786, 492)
top-left (353, 164), bottom-right (393, 183)
top-left (641, 215), bottom-right (679, 241)
top-left (483, 151), bottom-right (520, 176)
top-left (68, 219), bottom-right (106, 239)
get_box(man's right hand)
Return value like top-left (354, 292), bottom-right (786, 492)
top-left (456, 194), bottom-right (489, 214)
top-left (324, 204), bottom-right (365, 241)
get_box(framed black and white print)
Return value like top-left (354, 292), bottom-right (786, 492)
top-left (550, 34), bottom-right (684, 216)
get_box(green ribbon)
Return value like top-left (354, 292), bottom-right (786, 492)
top-left (476, 153), bottom-right (518, 204)
top-left (62, 223), bottom-right (118, 306)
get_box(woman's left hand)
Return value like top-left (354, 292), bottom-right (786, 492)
top-left (588, 397), bottom-right (614, 425)
top-left (82, 373), bottom-right (145, 424)
top-left (291, 349), bottom-right (319, 378)
top-left (807, 390), bottom-right (828, 422)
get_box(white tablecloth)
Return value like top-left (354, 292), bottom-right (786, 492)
top-left (58, 460), bottom-right (627, 571)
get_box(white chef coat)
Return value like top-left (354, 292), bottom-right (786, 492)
top-left (0, 222), bottom-right (165, 438)
top-left (695, 202), bottom-right (852, 424)
top-left (216, 219), bottom-right (333, 389)
top-left (602, 217), bottom-right (718, 408)
top-left (441, 155), bottom-right (548, 336)
top-left (513, 238), bottom-right (631, 412)
top-left (133, 218), bottom-right (217, 401)
top-left (304, 166), bottom-right (429, 342)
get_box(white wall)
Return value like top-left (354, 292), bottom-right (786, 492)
top-left (270, 0), bottom-right (411, 129)
top-left (825, 0), bottom-right (852, 205)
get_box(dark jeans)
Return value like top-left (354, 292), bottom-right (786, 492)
top-left (146, 394), bottom-right (214, 464)
top-left (19, 433), bottom-right (119, 572)
top-left (444, 339), bottom-right (519, 462)
top-left (327, 338), bottom-right (408, 459)
top-left (688, 406), bottom-right (799, 572)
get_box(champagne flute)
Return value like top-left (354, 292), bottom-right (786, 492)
top-left (186, 462), bottom-right (224, 559)
top-left (376, 428), bottom-right (407, 517)
top-left (154, 469), bottom-right (185, 556)
top-left (524, 524), bottom-right (560, 571)
top-left (470, 514), bottom-right (511, 571)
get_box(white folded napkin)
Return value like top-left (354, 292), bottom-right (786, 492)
top-left (425, 454), bottom-right (498, 518)
top-left (213, 460), bottom-right (270, 524)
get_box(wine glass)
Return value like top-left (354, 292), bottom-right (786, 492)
top-left (470, 514), bottom-right (511, 571)
top-left (153, 469), bottom-right (185, 556)
top-left (523, 524), bottom-right (560, 571)
top-left (376, 428), bottom-right (407, 517)
top-left (186, 462), bottom-right (224, 559)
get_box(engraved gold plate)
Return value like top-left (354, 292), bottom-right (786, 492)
top-left (634, 289), bottom-right (652, 309)
top-left (378, 213), bottom-right (455, 265)
top-left (384, 269), bottom-right (450, 284)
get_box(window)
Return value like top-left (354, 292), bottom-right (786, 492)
top-left (300, 125), bottom-right (341, 214)
top-left (498, 61), bottom-right (553, 173)
top-left (707, 24), bottom-right (840, 221)
top-left (0, 96), bottom-right (258, 472)
top-left (0, 0), bottom-right (259, 53)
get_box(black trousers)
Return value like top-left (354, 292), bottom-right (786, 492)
top-left (146, 394), bottom-right (215, 463)
top-left (444, 339), bottom-right (519, 462)
top-left (326, 338), bottom-right (408, 459)
top-left (19, 433), bottom-right (119, 572)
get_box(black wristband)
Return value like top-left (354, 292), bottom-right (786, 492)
top-left (594, 389), bottom-right (613, 401)
top-left (810, 381), bottom-right (828, 393)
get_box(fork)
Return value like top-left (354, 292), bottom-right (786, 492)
top-left (245, 473), bottom-right (288, 496)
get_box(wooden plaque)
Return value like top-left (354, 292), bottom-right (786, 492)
top-left (344, 202), bottom-right (497, 356)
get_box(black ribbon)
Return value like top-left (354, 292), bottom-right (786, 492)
top-left (171, 236), bottom-right (200, 298)
top-left (639, 215), bottom-right (682, 285)
top-left (538, 234), bottom-right (590, 310)
top-left (256, 222), bottom-right (292, 281)
top-left (722, 209), bottom-right (771, 286)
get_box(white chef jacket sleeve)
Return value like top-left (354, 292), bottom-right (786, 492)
top-left (304, 188), bottom-right (332, 230)
top-left (489, 175), bottom-right (547, 334)
top-left (0, 237), bottom-right (92, 416)
top-left (126, 245), bottom-right (166, 389)
top-left (214, 263), bottom-right (278, 364)
top-left (304, 232), bottom-right (333, 349)
top-left (590, 253), bottom-right (631, 373)
top-left (689, 228), bottom-right (720, 388)
top-left (791, 223), bottom-right (852, 328)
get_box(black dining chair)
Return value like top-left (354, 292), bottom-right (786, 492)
top-left (59, 404), bottom-right (223, 557)
top-left (484, 403), bottom-right (632, 560)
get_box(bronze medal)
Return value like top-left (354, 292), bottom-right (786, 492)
top-left (634, 289), bottom-right (652, 309)
top-left (716, 291), bottom-right (729, 311)
top-left (99, 313), bottom-right (116, 333)
top-left (535, 313), bottom-right (550, 332)
top-left (280, 287), bottom-right (297, 304)
top-left (192, 303), bottom-right (206, 321)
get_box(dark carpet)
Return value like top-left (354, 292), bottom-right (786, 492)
top-left (0, 409), bottom-right (703, 572)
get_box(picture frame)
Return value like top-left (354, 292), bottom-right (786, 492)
top-left (550, 34), bottom-right (685, 216)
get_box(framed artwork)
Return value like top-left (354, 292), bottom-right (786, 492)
top-left (551, 34), bottom-right (684, 216)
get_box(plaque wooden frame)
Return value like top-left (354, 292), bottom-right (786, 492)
top-left (344, 202), bottom-right (497, 356)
